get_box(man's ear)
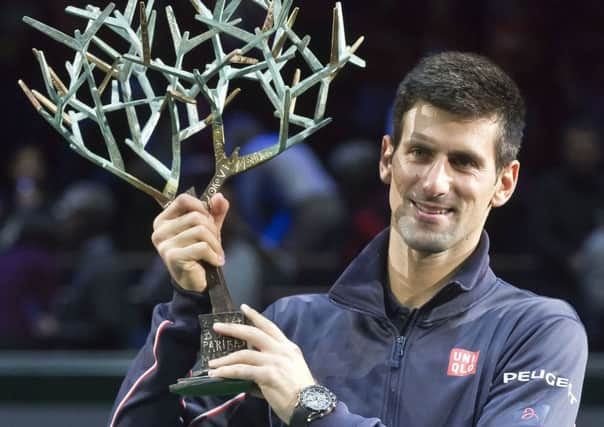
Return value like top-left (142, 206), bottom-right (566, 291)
top-left (491, 160), bottom-right (520, 208)
top-left (379, 135), bottom-right (395, 185)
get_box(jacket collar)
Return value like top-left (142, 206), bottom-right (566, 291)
top-left (328, 228), bottom-right (496, 322)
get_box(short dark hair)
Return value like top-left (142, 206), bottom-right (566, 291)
top-left (391, 51), bottom-right (525, 170)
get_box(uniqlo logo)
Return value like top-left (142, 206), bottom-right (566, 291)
top-left (447, 348), bottom-right (480, 377)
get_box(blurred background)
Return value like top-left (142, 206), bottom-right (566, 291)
top-left (1, 0), bottom-right (603, 425)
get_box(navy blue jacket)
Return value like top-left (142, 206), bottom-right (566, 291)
top-left (109, 230), bottom-right (588, 426)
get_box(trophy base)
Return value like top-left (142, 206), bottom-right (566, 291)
top-left (170, 374), bottom-right (253, 396)
top-left (170, 311), bottom-right (252, 396)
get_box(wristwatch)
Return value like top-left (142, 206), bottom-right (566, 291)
top-left (289, 384), bottom-right (337, 426)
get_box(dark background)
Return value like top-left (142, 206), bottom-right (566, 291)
top-left (1, 0), bottom-right (603, 344)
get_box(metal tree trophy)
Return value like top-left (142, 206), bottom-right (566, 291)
top-left (19, 0), bottom-right (364, 396)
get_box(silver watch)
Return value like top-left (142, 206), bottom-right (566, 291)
top-left (290, 384), bottom-right (337, 426)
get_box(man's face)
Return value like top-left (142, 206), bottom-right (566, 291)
top-left (379, 101), bottom-right (518, 255)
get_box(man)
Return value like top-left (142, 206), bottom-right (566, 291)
top-left (109, 52), bottom-right (588, 426)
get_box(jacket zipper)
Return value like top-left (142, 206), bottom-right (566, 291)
top-left (382, 310), bottom-right (418, 426)
top-left (389, 335), bottom-right (407, 368)
top-left (391, 309), bottom-right (418, 365)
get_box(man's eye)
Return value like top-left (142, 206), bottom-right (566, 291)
top-left (409, 148), bottom-right (430, 158)
top-left (451, 156), bottom-right (477, 168)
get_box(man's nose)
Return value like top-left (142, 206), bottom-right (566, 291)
top-left (421, 157), bottom-right (451, 197)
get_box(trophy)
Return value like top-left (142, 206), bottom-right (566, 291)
top-left (19, 0), bottom-right (364, 396)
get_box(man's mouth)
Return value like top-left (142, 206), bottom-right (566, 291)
top-left (411, 200), bottom-right (454, 216)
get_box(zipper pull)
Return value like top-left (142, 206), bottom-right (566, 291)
top-left (397, 336), bottom-right (406, 360)
top-left (389, 336), bottom-right (406, 368)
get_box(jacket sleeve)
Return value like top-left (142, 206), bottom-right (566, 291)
top-left (107, 286), bottom-right (246, 427)
top-left (476, 314), bottom-right (588, 427)
top-left (293, 402), bottom-right (384, 427)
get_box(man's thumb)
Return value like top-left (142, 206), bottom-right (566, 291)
top-left (209, 193), bottom-right (230, 235)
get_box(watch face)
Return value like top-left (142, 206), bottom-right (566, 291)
top-left (301, 385), bottom-right (334, 411)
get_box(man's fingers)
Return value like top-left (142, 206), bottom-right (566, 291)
top-left (208, 364), bottom-right (267, 383)
top-left (154, 193), bottom-right (208, 228)
top-left (166, 242), bottom-right (225, 267)
top-left (155, 219), bottom-right (223, 260)
top-left (153, 210), bottom-right (218, 245)
top-left (213, 322), bottom-right (278, 352)
top-left (209, 193), bottom-right (230, 236)
top-left (209, 349), bottom-right (271, 369)
top-left (153, 193), bottom-right (229, 239)
top-left (241, 304), bottom-right (289, 342)
top-left (181, 226), bottom-right (224, 259)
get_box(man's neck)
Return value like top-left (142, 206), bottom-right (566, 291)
top-left (387, 228), bottom-right (480, 309)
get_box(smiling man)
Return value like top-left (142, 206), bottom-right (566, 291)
top-left (109, 52), bottom-right (588, 427)
top-left (381, 98), bottom-right (519, 309)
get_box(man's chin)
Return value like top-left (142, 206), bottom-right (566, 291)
top-left (406, 239), bottom-right (450, 254)
top-left (399, 228), bottom-right (454, 254)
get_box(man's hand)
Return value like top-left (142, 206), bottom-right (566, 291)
top-left (151, 193), bottom-right (229, 292)
top-left (208, 304), bottom-right (316, 424)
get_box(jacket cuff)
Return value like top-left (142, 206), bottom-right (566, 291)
top-left (309, 401), bottom-right (382, 427)
top-left (170, 279), bottom-right (212, 321)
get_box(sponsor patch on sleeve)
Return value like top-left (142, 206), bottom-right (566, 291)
top-left (502, 370), bottom-right (578, 405)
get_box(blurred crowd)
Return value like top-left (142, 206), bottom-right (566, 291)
top-left (1, 0), bottom-right (604, 351)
